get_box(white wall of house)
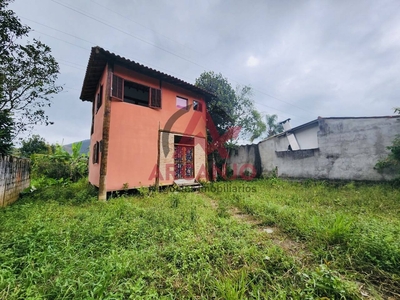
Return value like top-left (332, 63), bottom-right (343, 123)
top-left (294, 125), bottom-right (319, 150)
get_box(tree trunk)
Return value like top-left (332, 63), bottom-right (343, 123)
top-left (98, 63), bottom-right (113, 201)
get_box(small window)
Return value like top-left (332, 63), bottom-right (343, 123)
top-left (193, 100), bottom-right (202, 112)
top-left (176, 96), bottom-right (188, 110)
top-left (112, 75), bottom-right (123, 99)
top-left (92, 141), bottom-right (100, 164)
top-left (96, 85), bottom-right (103, 112)
top-left (91, 101), bottom-right (95, 135)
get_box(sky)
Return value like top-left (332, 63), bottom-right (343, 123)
top-left (9, 0), bottom-right (400, 145)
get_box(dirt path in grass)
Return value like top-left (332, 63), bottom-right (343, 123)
top-left (205, 195), bottom-right (382, 299)
top-left (207, 196), bottom-right (309, 264)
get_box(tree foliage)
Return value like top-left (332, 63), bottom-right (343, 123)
top-left (19, 134), bottom-right (49, 157)
top-left (0, 109), bottom-right (13, 154)
top-left (375, 108), bottom-right (400, 175)
top-left (0, 0), bottom-right (62, 138)
top-left (265, 114), bottom-right (284, 138)
top-left (32, 142), bottom-right (88, 182)
top-left (375, 135), bottom-right (400, 173)
top-left (195, 71), bottom-right (266, 143)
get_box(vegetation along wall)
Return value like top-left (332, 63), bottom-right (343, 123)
top-left (0, 155), bottom-right (30, 207)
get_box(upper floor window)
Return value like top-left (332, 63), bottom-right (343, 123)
top-left (176, 96), bottom-right (188, 110)
top-left (193, 100), bottom-right (202, 112)
top-left (112, 74), bottom-right (161, 108)
top-left (96, 85), bottom-right (103, 113)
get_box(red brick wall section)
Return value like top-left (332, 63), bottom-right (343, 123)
top-left (0, 155), bottom-right (30, 207)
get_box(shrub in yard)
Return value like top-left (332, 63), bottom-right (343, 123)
top-left (31, 142), bottom-right (88, 182)
top-left (375, 135), bottom-right (400, 174)
top-left (24, 178), bottom-right (97, 205)
top-left (31, 153), bottom-right (70, 180)
top-left (375, 108), bottom-right (400, 179)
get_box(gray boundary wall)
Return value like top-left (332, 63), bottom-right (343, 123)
top-left (228, 117), bottom-right (400, 181)
top-left (0, 155), bottom-right (30, 207)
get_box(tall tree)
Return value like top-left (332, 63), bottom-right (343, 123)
top-left (195, 71), bottom-right (266, 179)
top-left (0, 109), bottom-right (13, 155)
top-left (195, 71), bottom-right (265, 143)
top-left (0, 0), bottom-right (62, 138)
top-left (265, 114), bottom-right (284, 137)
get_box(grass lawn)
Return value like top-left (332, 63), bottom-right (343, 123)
top-left (0, 179), bottom-right (399, 299)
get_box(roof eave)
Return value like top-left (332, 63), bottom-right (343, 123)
top-left (80, 46), bottom-right (215, 102)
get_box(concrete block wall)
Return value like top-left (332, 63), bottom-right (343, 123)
top-left (315, 117), bottom-right (399, 180)
top-left (230, 117), bottom-right (400, 181)
top-left (0, 155), bottom-right (30, 207)
top-left (227, 144), bottom-right (262, 178)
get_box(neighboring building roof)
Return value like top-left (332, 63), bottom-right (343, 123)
top-left (80, 46), bottom-right (215, 102)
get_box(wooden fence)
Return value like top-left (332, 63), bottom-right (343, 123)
top-left (0, 155), bottom-right (30, 207)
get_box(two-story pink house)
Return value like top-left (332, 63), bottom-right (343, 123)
top-left (80, 47), bottom-right (213, 199)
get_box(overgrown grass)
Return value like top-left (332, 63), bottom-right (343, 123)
top-left (0, 179), bottom-right (398, 298)
top-left (203, 179), bottom-right (400, 298)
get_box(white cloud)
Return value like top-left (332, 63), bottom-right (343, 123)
top-left (246, 55), bottom-right (260, 67)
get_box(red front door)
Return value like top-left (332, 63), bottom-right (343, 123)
top-left (174, 145), bottom-right (194, 179)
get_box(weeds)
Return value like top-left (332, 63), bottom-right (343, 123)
top-left (204, 178), bottom-right (400, 298)
top-left (1, 178), bottom-right (398, 298)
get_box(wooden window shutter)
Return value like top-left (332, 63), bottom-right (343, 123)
top-left (97, 85), bottom-right (103, 111)
top-left (150, 88), bottom-right (161, 108)
top-left (96, 92), bottom-right (100, 112)
top-left (92, 143), bottom-right (97, 164)
top-left (112, 74), bottom-right (123, 99)
top-left (96, 141), bottom-right (100, 163)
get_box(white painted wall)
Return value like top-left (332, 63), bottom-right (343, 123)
top-left (295, 125), bottom-right (319, 150)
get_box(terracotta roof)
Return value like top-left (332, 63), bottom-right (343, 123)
top-left (80, 46), bottom-right (215, 102)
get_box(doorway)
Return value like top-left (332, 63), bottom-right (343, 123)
top-left (174, 135), bottom-right (194, 179)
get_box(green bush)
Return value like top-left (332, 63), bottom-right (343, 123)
top-left (31, 142), bottom-right (88, 182)
top-left (24, 178), bottom-right (97, 205)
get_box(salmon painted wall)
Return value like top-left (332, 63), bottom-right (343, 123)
top-left (106, 65), bottom-right (207, 191)
top-left (88, 64), bottom-right (108, 187)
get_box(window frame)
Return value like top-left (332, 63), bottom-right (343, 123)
top-left (176, 96), bottom-right (188, 110)
top-left (112, 74), bottom-right (161, 108)
top-left (96, 85), bottom-right (103, 113)
top-left (92, 141), bottom-right (99, 164)
top-left (193, 100), bottom-right (202, 112)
